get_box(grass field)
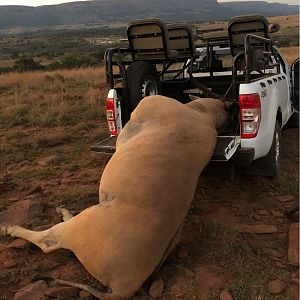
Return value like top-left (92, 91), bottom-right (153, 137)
top-left (0, 68), bottom-right (107, 128)
top-left (0, 45), bottom-right (298, 130)
top-left (0, 44), bottom-right (299, 299)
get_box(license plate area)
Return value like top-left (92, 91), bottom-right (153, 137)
top-left (211, 136), bottom-right (240, 161)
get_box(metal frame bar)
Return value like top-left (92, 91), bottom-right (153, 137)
top-left (105, 47), bottom-right (195, 89)
top-left (127, 21), bottom-right (169, 61)
top-left (244, 34), bottom-right (280, 82)
top-left (230, 34), bottom-right (280, 100)
top-left (232, 51), bottom-right (244, 101)
top-left (228, 17), bottom-right (269, 56)
top-left (105, 47), bottom-right (133, 88)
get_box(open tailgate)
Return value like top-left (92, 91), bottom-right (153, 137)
top-left (90, 136), bottom-right (117, 154)
top-left (91, 135), bottom-right (240, 161)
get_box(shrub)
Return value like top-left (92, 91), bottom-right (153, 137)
top-left (14, 56), bottom-right (44, 72)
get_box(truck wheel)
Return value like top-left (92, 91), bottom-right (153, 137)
top-left (127, 61), bottom-right (161, 110)
top-left (246, 121), bottom-right (281, 177)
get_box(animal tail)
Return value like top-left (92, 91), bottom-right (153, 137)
top-left (34, 275), bottom-right (105, 299)
top-left (55, 278), bottom-right (106, 299)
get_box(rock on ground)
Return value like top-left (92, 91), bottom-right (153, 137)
top-left (288, 223), bottom-right (299, 267)
top-left (0, 197), bottom-right (44, 226)
top-left (79, 290), bottom-right (93, 299)
top-left (45, 286), bottom-right (79, 298)
top-left (26, 186), bottom-right (44, 196)
top-left (276, 195), bottom-right (294, 203)
top-left (149, 279), bottom-right (164, 298)
top-left (267, 279), bottom-right (286, 295)
top-left (182, 267), bottom-right (195, 279)
top-left (177, 249), bottom-right (189, 258)
top-left (220, 289), bottom-right (233, 300)
top-left (6, 238), bottom-right (29, 249)
top-left (13, 280), bottom-right (48, 300)
top-left (4, 259), bottom-right (17, 269)
top-left (236, 224), bottom-right (277, 234)
top-left (36, 155), bottom-right (58, 166)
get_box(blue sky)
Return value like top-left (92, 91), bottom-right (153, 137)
top-left (0, 0), bottom-right (298, 6)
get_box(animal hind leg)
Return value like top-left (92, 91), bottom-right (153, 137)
top-left (56, 206), bottom-right (74, 222)
top-left (1, 222), bottom-right (66, 253)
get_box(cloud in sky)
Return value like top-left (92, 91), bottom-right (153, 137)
top-left (219, 0), bottom-right (298, 4)
top-left (0, 0), bottom-right (89, 6)
top-left (0, 0), bottom-right (298, 6)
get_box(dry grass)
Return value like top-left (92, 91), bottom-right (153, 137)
top-left (0, 67), bottom-right (107, 128)
top-left (194, 14), bottom-right (299, 31)
top-left (268, 15), bottom-right (299, 30)
top-left (0, 48), bottom-right (298, 299)
top-left (187, 222), bottom-right (289, 300)
top-left (279, 47), bottom-right (299, 65)
top-left (0, 46), bottom-right (297, 129)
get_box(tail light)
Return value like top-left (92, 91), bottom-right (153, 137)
top-left (106, 98), bottom-right (117, 136)
top-left (239, 93), bottom-right (261, 138)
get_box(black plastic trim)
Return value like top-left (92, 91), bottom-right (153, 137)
top-left (230, 147), bottom-right (255, 166)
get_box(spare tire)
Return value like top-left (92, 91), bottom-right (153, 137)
top-left (127, 61), bottom-right (162, 111)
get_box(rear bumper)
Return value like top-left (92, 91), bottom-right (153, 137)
top-left (230, 147), bottom-right (255, 166)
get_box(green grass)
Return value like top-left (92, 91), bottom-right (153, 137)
top-left (0, 68), bottom-right (106, 129)
top-left (34, 134), bottom-right (75, 149)
top-left (0, 269), bottom-right (20, 286)
top-left (0, 199), bottom-right (8, 211)
top-left (56, 190), bottom-right (99, 211)
top-left (25, 214), bottom-right (51, 229)
top-left (0, 101), bottom-right (105, 128)
top-left (187, 222), bottom-right (289, 300)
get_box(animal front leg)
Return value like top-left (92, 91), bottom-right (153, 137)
top-left (1, 223), bottom-right (65, 253)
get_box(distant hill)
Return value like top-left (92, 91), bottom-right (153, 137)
top-left (0, 0), bottom-right (298, 31)
top-left (222, 1), bottom-right (298, 16)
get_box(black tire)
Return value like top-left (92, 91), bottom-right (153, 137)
top-left (117, 89), bottom-right (130, 125)
top-left (284, 112), bottom-right (299, 129)
top-left (127, 61), bottom-right (161, 111)
top-left (246, 121), bottom-right (281, 177)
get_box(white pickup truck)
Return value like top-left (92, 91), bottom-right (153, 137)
top-left (92, 15), bottom-right (299, 177)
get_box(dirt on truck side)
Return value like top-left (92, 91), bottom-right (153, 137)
top-left (0, 52), bottom-right (299, 299)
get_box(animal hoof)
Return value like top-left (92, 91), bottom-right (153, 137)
top-left (56, 206), bottom-right (73, 222)
top-left (0, 225), bottom-right (17, 237)
top-left (0, 225), bottom-right (9, 237)
top-left (0, 226), bottom-right (7, 236)
top-left (56, 206), bottom-right (65, 215)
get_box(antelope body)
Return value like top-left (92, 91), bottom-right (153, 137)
top-left (1, 96), bottom-right (229, 299)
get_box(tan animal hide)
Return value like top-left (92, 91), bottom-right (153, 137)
top-left (1, 95), bottom-right (229, 300)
